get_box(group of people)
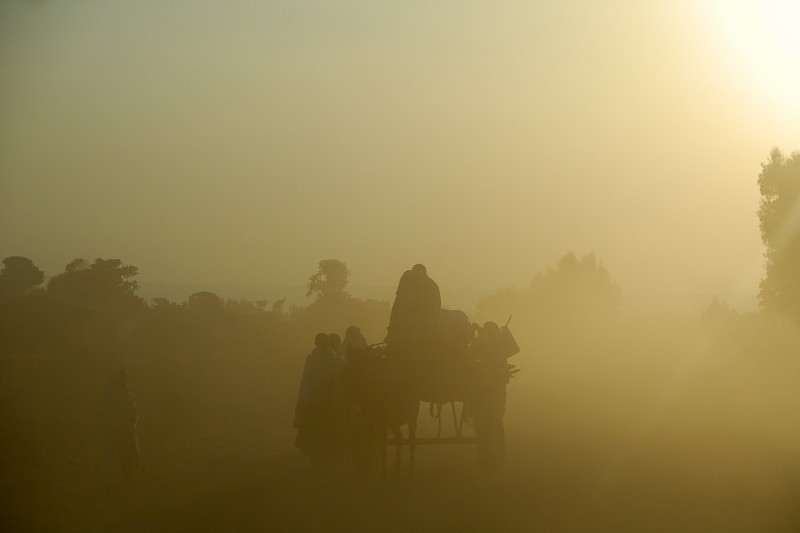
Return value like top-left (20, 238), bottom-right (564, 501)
top-left (293, 264), bottom-right (518, 476)
top-left (293, 327), bottom-right (370, 474)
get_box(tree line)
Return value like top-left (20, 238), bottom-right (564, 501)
top-left (0, 149), bottom-right (797, 529)
top-left (0, 146), bottom-right (797, 358)
top-left (0, 257), bottom-right (392, 357)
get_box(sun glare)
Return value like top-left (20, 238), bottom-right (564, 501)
top-left (713, 0), bottom-right (800, 113)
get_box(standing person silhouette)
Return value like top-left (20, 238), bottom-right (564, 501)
top-left (294, 333), bottom-right (344, 474)
top-left (328, 333), bottom-right (343, 360)
top-left (341, 326), bottom-right (367, 362)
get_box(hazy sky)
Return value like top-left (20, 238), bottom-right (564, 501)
top-left (2, 0), bottom-right (799, 310)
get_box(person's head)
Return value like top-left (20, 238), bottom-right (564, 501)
top-left (328, 333), bottom-right (341, 351)
top-left (482, 321), bottom-right (500, 335)
top-left (343, 326), bottom-right (367, 354)
top-left (412, 264), bottom-right (427, 275)
top-left (344, 326), bottom-right (362, 341)
top-left (314, 333), bottom-right (329, 350)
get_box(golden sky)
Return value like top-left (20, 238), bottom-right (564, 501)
top-left (1, 0), bottom-right (799, 310)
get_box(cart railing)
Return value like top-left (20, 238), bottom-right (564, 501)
top-left (386, 400), bottom-right (475, 446)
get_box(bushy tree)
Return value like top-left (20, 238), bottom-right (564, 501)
top-left (477, 252), bottom-right (621, 323)
top-left (294, 259), bottom-right (389, 341)
top-left (306, 259), bottom-right (350, 301)
top-left (531, 252), bottom-right (621, 313)
top-left (0, 256), bottom-right (44, 302)
top-left (758, 148), bottom-right (800, 322)
top-left (476, 252), bottom-right (621, 356)
top-left (187, 291), bottom-right (224, 314)
top-left (46, 258), bottom-right (144, 312)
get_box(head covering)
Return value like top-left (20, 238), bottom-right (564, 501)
top-left (314, 333), bottom-right (329, 349)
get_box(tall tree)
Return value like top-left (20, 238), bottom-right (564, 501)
top-left (758, 148), bottom-right (800, 321)
top-left (0, 256), bottom-right (44, 302)
top-left (306, 259), bottom-right (350, 301)
top-left (297, 259), bottom-right (389, 340)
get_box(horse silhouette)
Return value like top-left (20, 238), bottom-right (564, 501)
top-left (342, 344), bottom-right (420, 478)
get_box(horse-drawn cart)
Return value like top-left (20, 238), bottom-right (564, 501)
top-left (346, 316), bottom-right (520, 476)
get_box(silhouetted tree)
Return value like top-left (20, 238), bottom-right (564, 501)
top-left (293, 260), bottom-right (389, 341)
top-left (477, 252), bottom-right (620, 324)
top-left (758, 148), bottom-right (800, 322)
top-left (530, 252), bottom-right (621, 313)
top-left (702, 296), bottom-right (741, 327)
top-left (477, 252), bottom-right (621, 354)
top-left (0, 256), bottom-right (44, 302)
top-left (187, 291), bottom-right (224, 314)
top-left (150, 297), bottom-right (176, 312)
top-left (46, 258), bottom-right (144, 312)
top-left (271, 299), bottom-right (286, 314)
top-left (306, 259), bottom-right (350, 301)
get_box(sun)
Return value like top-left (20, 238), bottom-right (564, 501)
top-left (713, 0), bottom-right (800, 113)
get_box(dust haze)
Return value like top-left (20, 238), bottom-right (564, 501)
top-left (1, 1), bottom-right (800, 531)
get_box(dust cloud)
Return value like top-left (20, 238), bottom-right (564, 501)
top-left (2, 1), bottom-right (800, 531)
top-left (1, 254), bottom-right (799, 531)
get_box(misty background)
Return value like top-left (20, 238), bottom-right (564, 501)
top-left (2, 1), bottom-right (800, 531)
top-left (3, 0), bottom-right (799, 313)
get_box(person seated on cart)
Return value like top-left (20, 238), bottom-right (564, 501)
top-left (440, 309), bottom-right (474, 358)
top-left (386, 263), bottom-right (441, 358)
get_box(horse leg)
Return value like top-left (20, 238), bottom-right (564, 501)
top-left (409, 401), bottom-right (420, 478)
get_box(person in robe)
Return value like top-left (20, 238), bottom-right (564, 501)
top-left (294, 333), bottom-right (344, 473)
top-left (386, 264), bottom-right (441, 353)
top-left (341, 326), bottom-right (367, 362)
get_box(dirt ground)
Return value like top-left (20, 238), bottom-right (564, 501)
top-left (3, 411), bottom-right (799, 532)
top-left (3, 338), bottom-right (800, 532)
